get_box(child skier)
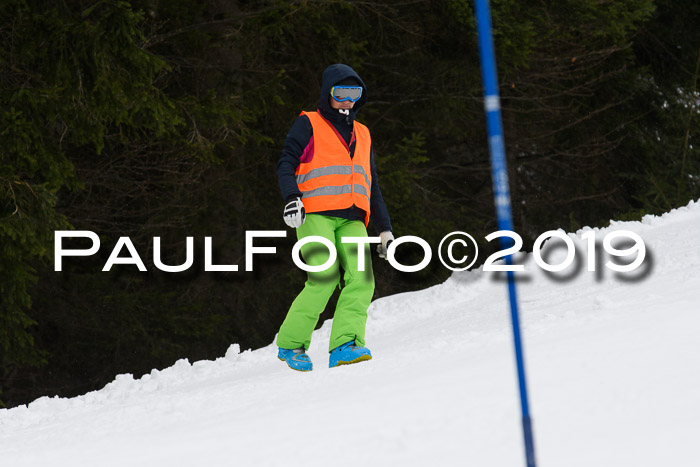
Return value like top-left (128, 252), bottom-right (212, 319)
top-left (276, 63), bottom-right (394, 371)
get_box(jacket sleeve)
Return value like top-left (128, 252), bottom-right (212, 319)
top-left (369, 144), bottom-right (393, 235)
top-left (276, 115), bottom-right (312, 203)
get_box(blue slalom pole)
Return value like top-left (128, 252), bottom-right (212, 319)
top-left (473, 1), bottom-right (537, 466)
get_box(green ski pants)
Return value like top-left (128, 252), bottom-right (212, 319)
top-left (277, 214), bottom-right (375, 352)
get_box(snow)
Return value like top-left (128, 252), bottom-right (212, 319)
top-left (2, 200), bottom-right (700, 466)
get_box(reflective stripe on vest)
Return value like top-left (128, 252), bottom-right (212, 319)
top-left (296, 164), bottom-right (370, 187)
top-left (295, 111), bottom-right (372, 226)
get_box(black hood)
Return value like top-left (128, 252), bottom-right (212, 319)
top-left (318, 64), bottom-right (367, 123)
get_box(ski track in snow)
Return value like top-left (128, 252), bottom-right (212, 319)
top-left (1, 200), bottom-right (699, 466)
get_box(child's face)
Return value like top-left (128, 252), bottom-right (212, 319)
top-left (330, 98), bottom-right (356, 111)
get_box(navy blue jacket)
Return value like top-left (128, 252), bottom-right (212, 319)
top-left (276, 64), bottom-right (392, 234)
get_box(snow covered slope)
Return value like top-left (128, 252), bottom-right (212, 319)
top-left (2, 201), bottom-right (699, 467)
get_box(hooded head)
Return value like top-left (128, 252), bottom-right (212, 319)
top-left (318, 64), bottom-right (367, 123)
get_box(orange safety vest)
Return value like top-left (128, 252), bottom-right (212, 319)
top-left (296, 111), bottom-right (372, 226)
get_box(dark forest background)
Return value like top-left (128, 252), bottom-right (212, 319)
top-left (1, 0), bottom-right (698, 407)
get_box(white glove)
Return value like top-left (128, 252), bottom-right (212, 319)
top-left (283, 197), bottom-right (306, 228)
top-left (376, 231), bottom-right (394, 259)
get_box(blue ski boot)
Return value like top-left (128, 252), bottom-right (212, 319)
top-left (278, 347), bottom-right (313, 372)
top-left (329, 340), bottom-right (372, 368)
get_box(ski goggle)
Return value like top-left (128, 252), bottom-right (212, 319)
top-left (330, 85), bottom-right (363, 103)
